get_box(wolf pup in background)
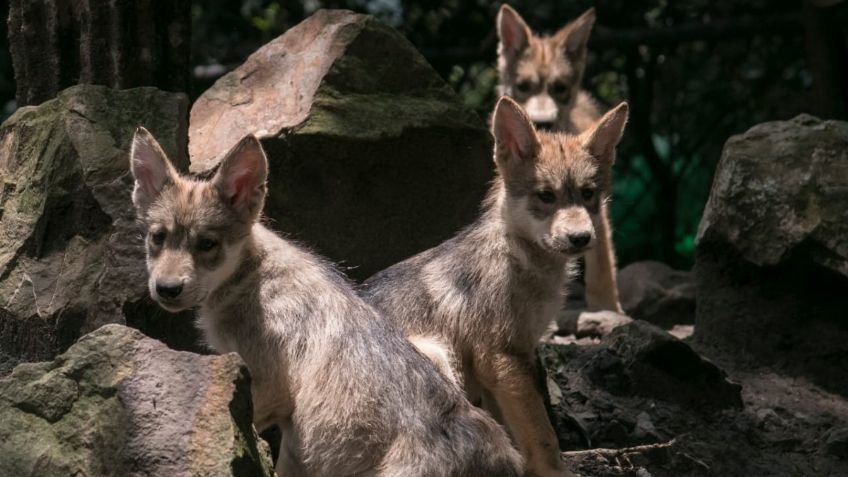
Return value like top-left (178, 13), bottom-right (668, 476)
top-left (497, 4), bottom-right (623, 313)
top-left (363, 97), bottom-right (629, 477)
top-left (129, 128), bottom-right (523, 477)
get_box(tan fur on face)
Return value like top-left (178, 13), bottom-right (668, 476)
top-left (142, 177), bottom-right (250, 311)
top-left (497, 5), bottom-right (599, 132)
top-left (494, 99), bottom-right (612, 258)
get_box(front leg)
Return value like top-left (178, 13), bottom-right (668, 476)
top-left (475, 352), bottom-right (576, 477)
top-left (277, 418), bottom-right (309, 477)
top-left (584, 201), bottom-right (622, 313)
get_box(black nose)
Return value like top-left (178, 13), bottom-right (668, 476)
top-left (568, 232), bottom-right (591, 248)
top-left (534, 121), bottom-right (554, 131)
top-left (156, 281), bottom-right (183, 299)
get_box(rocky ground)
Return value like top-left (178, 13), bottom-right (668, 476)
top-left (540, 327), bottom-right (848, 477)
top-left (543, 260), bottom-right (847, 477)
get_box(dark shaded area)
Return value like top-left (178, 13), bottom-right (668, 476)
top-left (122, 299), bottom-right (206, 355)
top-left (6, 0), bottom-right (190, 107)
top-left (262, 129), bottom-right (492, 280)
top-left (695, 242), bottom-right (848, 396)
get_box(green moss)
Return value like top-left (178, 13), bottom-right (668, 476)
top-left (299, 91), bottom-right (482, 140)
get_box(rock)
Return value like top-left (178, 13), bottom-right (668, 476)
top-left (557, 309), bottom-right (634, 338)
top-left (0, 324), bottom-right (274, 476)
top-left (598, 321), bottom-right (743, 411)
top-left (189, 10), bottom-right (493, 281)
top-left (694, 114), bottom-right (848, 394)
top-left (667, 325), bottom-right (694, 340)
top-left (696, 114), bottom-right (848, 276)
top-left (617, 261), bottom-right (695, 327)
top-left (0, 85), bottom-right (201, 373)
top-left (632, 411), bottom-right (657, 440)
top-left (824, 426), bottom-right (848, 459)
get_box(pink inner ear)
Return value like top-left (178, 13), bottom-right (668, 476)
top-left (229, 169), bottom-right (255, 205)
top-left (502, 130), bottom-right (520, 159)
top-left (502, 21), bottom-right (521, 50)
top-left (137, 162), bottom-right (158, 195)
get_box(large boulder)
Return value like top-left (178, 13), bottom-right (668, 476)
top-left (695, 115), bottom-right (847, 393)
top-left (539, 320), bottom-right (741, 451)
top-left (0, 324), bottom-right (274, 476)
top-left (598, 321), bottom-right (742, 411)
top-left (617, 261), bottom-right (695, 328)
top-left (189, 9), bottom-right (493, 280)
top-left (0, 85), bottom-right (201, 374)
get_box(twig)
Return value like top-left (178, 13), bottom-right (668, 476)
top-left (562, 436), bottom-right (681, 459)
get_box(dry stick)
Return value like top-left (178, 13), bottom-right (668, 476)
top-left (561, 436), bottom-right (681, 459)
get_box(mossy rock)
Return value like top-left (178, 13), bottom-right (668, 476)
top-left (190, 9), bottom-right (493, 280)
top-left (0, 324), bottom-right (274, 477)
top-left (0, 85), bottom-right (201, 372)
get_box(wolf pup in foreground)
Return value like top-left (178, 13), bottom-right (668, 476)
top-left (497, 4), bottom-right (623, 313)
top-left (129, 128), bottom-right (522, 477)
top-left (363, 97), bottom-right (629, 477)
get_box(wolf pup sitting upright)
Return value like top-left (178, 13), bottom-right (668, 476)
top-left (497, 4), bottom-right (623, 313)
top-left (129, 128), bottom-right (523, 477)
top-left (363, 97), bottom-right (629, 477)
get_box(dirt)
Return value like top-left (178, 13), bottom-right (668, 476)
top-left (543, 330), bottom-right (848, 477)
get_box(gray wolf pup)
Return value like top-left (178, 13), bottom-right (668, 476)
top-left (363, 97), bottom-right (629, 477)
top-left (129, 128), bottom-right (523, 477)
top-left (497, 4), bottom-right (623, 313)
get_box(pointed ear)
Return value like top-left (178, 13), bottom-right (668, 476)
top-left (581, 102), bottom-right (628, 164)
top-left (492, 96), bottom-right (540, 172)
top-left (497, 4), bottom-right (531, 56)
top-left (213, 135), bottom-right (268, 221)
top-left (130, 127), bottom-right (178, 215)
top-left (554, 7), bottom-right (595, 57)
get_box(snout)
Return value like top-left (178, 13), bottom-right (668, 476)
top-left (155, 280), bottom-right (184, 300)
top-left (150, 277), bottom-right (192, 312)
top-left (546, 207), bottom-right (596, 256)
top-left (567, 232), bottom-right (592, 249)
top-left (524, 94), bottom-right (558, 129)
top-left (551, 231), bottom-right (595, 257)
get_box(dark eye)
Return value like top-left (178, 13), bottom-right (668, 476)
top-left (537, 190), bottom-right (556, 204)
top-left (197, 238), bottom-right (218, 252)
top-left (515, 80), bottom-right (532, 94)
top-left (151, 230), bottom-right (166, 246)
top-left (581, 188), bottom-right (596, 201)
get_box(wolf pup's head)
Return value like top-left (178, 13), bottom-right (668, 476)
top-left (130, 128), bottom-right (268, 312)
top-left (492, 96), bottom-right (627, 258)
top-left (497, 4), bottom-right (595, 130)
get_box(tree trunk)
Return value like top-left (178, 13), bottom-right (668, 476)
top-left (802, 0), bottom-right (848, 120)
top-left (8, 0), bottom-right (190, 107)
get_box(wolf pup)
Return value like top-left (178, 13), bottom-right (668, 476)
top-left (497, 4), bottom-right (622, 313)
top-left (129, 128), bottom-right (523, 477)
top-left (363, 97), bottom-right (629, 477)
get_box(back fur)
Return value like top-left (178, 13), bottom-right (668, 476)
top-left (362, 99), bottom-right (629, 477)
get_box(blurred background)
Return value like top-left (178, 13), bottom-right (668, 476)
top-left (1, 0), bottom-right (846, 269)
